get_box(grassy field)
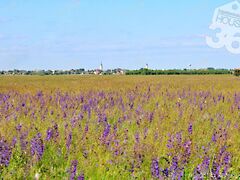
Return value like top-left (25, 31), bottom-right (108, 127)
top-left (0, 75), bottom-right (240, 179)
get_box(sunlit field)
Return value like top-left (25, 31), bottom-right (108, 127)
top-left (0, 75), bottom-right (240, 179)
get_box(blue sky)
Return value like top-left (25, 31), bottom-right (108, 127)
top-left (0, 0), bottom-right (239, 70)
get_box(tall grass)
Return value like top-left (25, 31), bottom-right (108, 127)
top-left (0, 75), bottom-right (239, 179)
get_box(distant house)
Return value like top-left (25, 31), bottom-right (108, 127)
top-left (116, 68), bottom-right (125, 75)
top-left (94, 69), bottom-right (103, 75)
top-left (94, 62), bottom-right (104, 75)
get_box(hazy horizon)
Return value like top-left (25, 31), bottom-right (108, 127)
top-left (1, 0), bottom-right (240, 70)
top-left (0, 66), bottom-right (235, 72)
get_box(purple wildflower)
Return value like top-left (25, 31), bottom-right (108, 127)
top-left (102, 124), bottom-right (110, 139)
top-left (188, 123), bottom-right (193, 135)
top-left (151, 159), bottom-right (160, 178)
top-left (46, 123), bottom-right (59, 142)
top-left (0, 138), bottom-right (12, 168)
top-left (70, 160), bottom-right (78, 180)
top-left (135, 132), bottom-right (140, 143)
top-left (162, 168), bottom-right (169, 177)
top-left (85, 124), bottom-right (89, 133)
top-left (211, 160), bottom-right (220, 179)
top-left (222, 153), bottom-right (231, 176)
top-left (66, 132), bottom-right (72, 151)
top-left (144, 128), bottom-right (148, 139)
top-left (16, 124), bottom-right (22, 132)
top-left (193, 165), bottom-right (203, 180)
top-left (46, 128), bottom-right (53, 141)
top-left (212, 132), bottom-right (217, 143)
top-left (149, 112), bottom-right (154, 122)
top-left (20, 131), bottom-right (28, 152)
top-left (170, 156), bottom-right (178, 172)
top-left (77, 172), bottom-right (84, 180)
top-left (182, 140), bottom-right (191, 164)
top-left (30, 133), bottom-right (44, 161)
top-left (194, 156), bottom-right (210, 178)
top-left (11, 137), bottom-right (17, 147)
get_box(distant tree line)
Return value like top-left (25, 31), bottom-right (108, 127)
top-left (234, 69), bottom-right (240, 76)
top-left (1, 68), bottom-right (237, 76)
top-left (0, 69), bottom-right (85, 76)
top-left (0, 68), bottom-right (127, 76)
top-left (126, 68), bottom-right (231, 75)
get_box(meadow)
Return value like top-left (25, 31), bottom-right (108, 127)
top-left (0, 75), bottom-right (240, 179)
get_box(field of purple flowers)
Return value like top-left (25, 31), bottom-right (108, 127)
top-left (0, 75), bottom-right (240, 179)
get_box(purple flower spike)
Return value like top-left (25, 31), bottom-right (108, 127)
top-left (66, 132), bottom-right (72, 151)
top-left (188, 123), bottom-right (193, 135)
top-left (70, 160), bottom-right (78, 180)
top-left (16, 124), bottom-right (22, 132)
top-left (46, 128), bottom-right (53, 141)
top-left (30, 133), bottom-right (44, 161)
top-left (151, 159), bottom-right (160, 178)
top-left (170, 156), bottom-right (178, 172)
top-left (0, 138), bottom-right (12, 167)
top-left (46, 123), bottom-right (59, 142)
top-left (102, 124), bottom-right (110, 139)
top-left (77, 172), bottom-right (84, 180)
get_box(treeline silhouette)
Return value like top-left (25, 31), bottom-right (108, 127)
top-left (1, 68), bottom-right (238, 76)
top-left (126, 68), bottom-right (231, 75)
top-left (0, 69), bottom-right (85, 75)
